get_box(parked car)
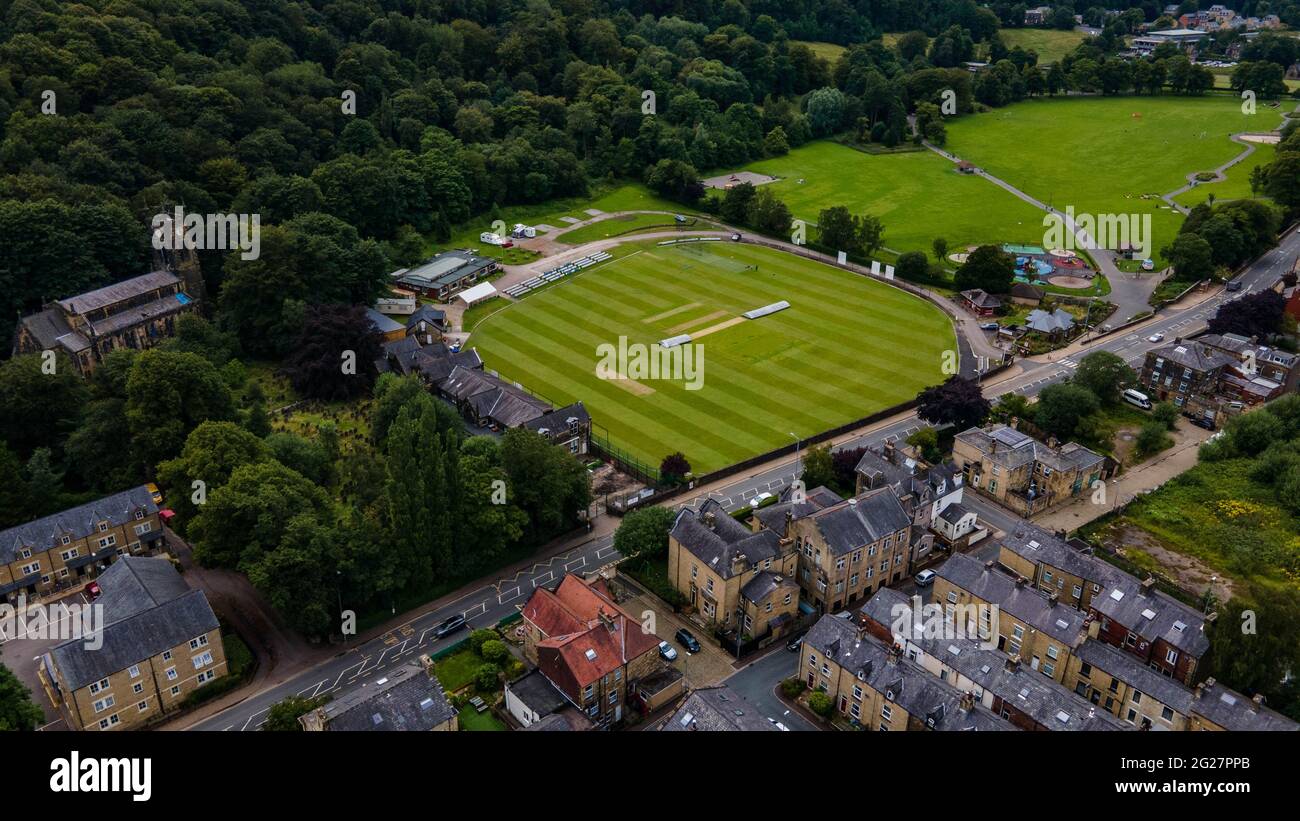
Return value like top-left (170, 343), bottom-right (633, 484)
top-left (1189, 416), bottom-right (1215, 431)
top-left (433, 613), bottom-right (467, 638)
top-left (979, 322), bottom-right (999, 331)
top-left (675, 627), bottom-right (701, 654)
top-left (1147, 332), bottom-right (1165, 343)
top-left (786, 635), bottom-right (804, 652)
top-left (658, 641), bottom-right (678, 662)
top-left (913, 569), bottom-right (937, 587)
top-left (730, 233), bottom-right (742, 242)
top-left (749, 492), bottom-right (774, 509)
top-left (1226, 279), bottom-right (1243, 292)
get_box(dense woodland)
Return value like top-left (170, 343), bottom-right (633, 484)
top-left (1, 0), bottom-right (1300, 647)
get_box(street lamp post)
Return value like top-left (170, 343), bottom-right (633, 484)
top-left (790, 432), bottom-right (801, 489)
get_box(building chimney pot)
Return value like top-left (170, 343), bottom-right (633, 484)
top-left (1252, 693), bottom-right (1265, 710)
top-left (1140, 577), bottom-right (1156, 593)
top-left (1005, 654), bottom-right (1020, 672)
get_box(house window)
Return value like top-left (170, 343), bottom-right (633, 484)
top-left (850, 574), bottom-right (858, 587)
top-left (98, 522), bottom-right (109, 533)
top-left (89, 678), bottom-right (110, 695)
top-left (783, 592), bottom-right (792, 605)
top-left (1165, 648), bottom-right (1178, 665)
top-left (98, 715), bottom-right (120, 730)
top-left (1072, 585), bottom-right (1082, 599)
top-left (170, 686), bottom-right (180, 696)
top-left (1161, 706), bottom-right (1174, 722)
top-left (60, 536), bottom-right (70, 546)
top-left (946, 591), bottom-right (958, 605)
top-left (133, 682), bottom-right (144, 694)
top-left (850, 703), bottom-right (860, 719)
top-left (852, 686), bottom-right (863, 701)
top-left (97, 535), bottom-right (116, 550)
top-left (189, 635), bottom-right (209, 650)
top-left (134, 524), bottom-right (150, 536)
top-left (197, 670), bottom-right (215, 684)
top-left (851, 551), bottom-right (861, 563)
top-left (162, 650), bottom-right (172, 661)
top-left (836, 558), bottom-right (845, 570)
top-left (60, 548), bottom-right (79, 561)
top-left (1043, 570), bottom-right (1053, 584)
top-left (881, 705), bottom-right (893, 721)
top-left (608, 691), bottom-right (618, 704)
top-left (765, 602), bottom-right (772, 613)
top-left (691, 565), bottom-right (698, 580)
top-left (128, 665), bottom-right (140, 678)
top-left (93, 695), bottom-right (115, 713)
top-left (165, 668), bottom-right (177, 681)
top-left (1132, 691), bottom-right (1142, 704)
top-left (20, 562), bottom-right (40, 576)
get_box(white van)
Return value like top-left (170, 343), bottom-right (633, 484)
top-left (1123, 388), bottom-right (1152, 410)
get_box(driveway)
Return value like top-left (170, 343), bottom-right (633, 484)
top-left (621, 591), bottom-right (737, 689)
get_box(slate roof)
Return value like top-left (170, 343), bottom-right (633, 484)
top-left (937, 502), bottom-right (973, 525)
top-left (1091, 576), bottom-right (1210, 657)
top-left (313, 661), bottom-right (456, 731)
top-left (999, 523), bottom-right (1129, 587)
top-left (1075, 639), bottom-right (1195, 716)
top-left (1147, 340), bottom-right (1233, 374)
top-left (804, 615), bottom-right (1013, 731)
top-left (806, 487), bottom-right (912, 557)
top-left (1190, 680), bottom-right (1299, 731)
top-left (440, 366), bottom-right (551, 427)
top-left (662, 686), bottom-right (780, 731)
top-left (1, 486), bottom-right (158, 565)
top-left (522, 402), bottom-right (590, 436)
top-left (740, 570), bottom-right (795, 604)
top-left (752, 485), bottom-right (842, 534)
top-left (1024, 308), bottom-right (1075, 334)
top-left (48, 557), bottom-right (219, 691)
top-left (670, 500), bottom-right (783, 580)
top-left (56, 270), bottom-right (180, 315)
top-left (961, 289), bottom-right (1003, 309)
top-left (1197, 333), bottom-right (1297, 369)
top-left (18, 307), bottom-right (90, 353)
top-left (406, 305), bottom-right (446, 330)
top-left (935, 553), bottom-right (1087, 646)
top-left (955, 424), bottom-right (1104, 474)
top-left (365, 307), bottom-right (405, 335)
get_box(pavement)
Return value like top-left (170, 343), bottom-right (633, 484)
top-left (183, 532), bottom-right (620, 731)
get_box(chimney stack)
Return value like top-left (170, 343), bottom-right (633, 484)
top-left (1048, 591), bottom-right (1059, 606)
top-left (984, 560), bottom-right (994, 571)
top-left (1252, 694), bottom-right (1265, 711)
top-left (1005, 654), bottom-right (1020, 673)
top-left (1140, 577), bottom-right (1156, 593)
top-left (703, 511), bottom-right (716, 529)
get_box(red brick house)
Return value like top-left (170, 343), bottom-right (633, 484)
top-left (519, 575), bottom-right (661, 726)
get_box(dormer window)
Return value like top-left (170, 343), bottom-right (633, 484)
top-left (98, 522), bottom-right (109, 533)
top-left (60, 535), bottom-right (71, 546)
top-left (134, 510), bottom-right (145, 521)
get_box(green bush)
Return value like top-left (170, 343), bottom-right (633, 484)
top-left (506, 659), bottom-right (527, 680)
top-left (480, 639), bottom-right (510, 664)
top-left (468, 628), bottom-right (498, 653)
top-left (222, 633), bottom-right (255, 680)
top-left (808, 691), bottom-right (834, 718)
top-left (781, 677), bottom-right (806, 699)
top-left (1152, 401), bottom-right (1180, 431)
top-left (1137, 420), bottom-right (1173, 457)
top-left (474, 663), bottom-right (501, 691)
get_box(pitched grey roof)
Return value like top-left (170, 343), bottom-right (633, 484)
top-left (937, 502), bottom-right (973, 525)
top-left (49, 558), bottom-right (219, 691)
top-left (662, 685), bottom-right (780, 731)
top-left (753, 485), bottom-right (842, 534)
top-left (524, 710), bottom-right (594, 731)
top-left (406, 305), bottom-right (446, 330)
top-left (955, 424), bottom-right (1104, 474)
top-left (1075, 639), bottom-right (1195, 715)
top-left (1091, 576), bottom-right (1210, 657)
top-left (808, 487), bottom-right (911, 557)
top-left (1024, 307), bottom-right (1075, 333)
top-left (393, 250), bottom-right (495, 289)
top-left (1000, 523), bottom-right (1129, 587)
top-left (804, 615), bottom-right (1013, 731)
top-left (440, 365), bottom-right (551, 427)
top-left (521, 402), bottom-right (590, 436)
top-left (315, 661), bottom-right (456, 731)
top-left (18, 307), bottom-right (90, 353)
top-left (507, 669), bottom-right (568, 718)
top-left (1, 486), bottom-right (158, 565)
top-left (1148, 340), bottom-right (1233, 373)
top-left (935, 553), bottom-right (1087, 646)
top-left (671, 500), bottom-right (782, 580)
top-left (365, 307), bottom-right (404, 334)
top-left (1190, 680), bottom-right (1299, 731)
top-left (740, 570), bottom-right (795, 604)
top-left (961, 289), bottom-right (1002, 309)
top-left (56, 270), bottom-right (180, 315)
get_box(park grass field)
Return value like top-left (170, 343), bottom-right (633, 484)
top-left (792, 40), bottom-right (848, 63)
top-left (1174, 141), bottom-right (1276, 208)
top-left (995, 28), bottom-right (1090, 64)
top-left (742, 141), bottom-right (1048, 254)
top-left (944, 96), bottom-right (1278, 259)
top-left (470, 240), bottom-right (955, 475)
top-left (557, 212), bottom-right (691, 244)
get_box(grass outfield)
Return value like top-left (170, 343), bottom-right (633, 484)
top-left (1173, 141), bottom-right (1276, 209)
top-left (742, 141), bottom-right (1048, 254)
top-left (944, 96), bottom-right (1279, 260)
top-left (470, 241), bottom-right (955, 474)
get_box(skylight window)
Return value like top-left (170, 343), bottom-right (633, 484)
top-left (1141, 608), bottom-right (1157, 620)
